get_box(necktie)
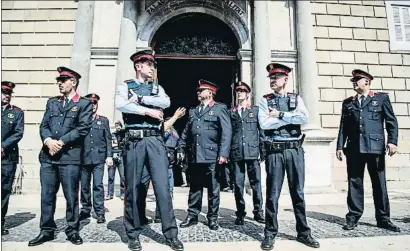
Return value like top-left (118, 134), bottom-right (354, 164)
top-left (199, 104), bottom-right (204, 114)
top-left (240, 107), bottom-right (244, 118)
top-left (360, 95), bottom-right (365, 107)
top-left (63, 97), bottom-right (69, 108)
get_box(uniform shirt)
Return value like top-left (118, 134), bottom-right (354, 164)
top-left (179, 101), bottom-right (232, 164)
top-left (39, 93), bottom-right (93, 165)
top-left (115, 80), bottom-right (170, 129)
top-left (336, 91), bottom-right (398, 154)
top-left (82, 115), bottom-right (113, 165)
top-left (258, 93), bottom-right (309, 141)
top-left (1, 104), bottom-right (24, 165)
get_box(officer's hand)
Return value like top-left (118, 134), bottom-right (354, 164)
top-left (128, 89), bottom-right (140, 103)
top-left (106, 157), bottom-right (114, 167)
top-left (145, 108), bottom-right (164, 121)
top-left (1, 148), bottom-right (4, 157)
top-left (46, 140), bottom-right (62, 155)
top-left (336, 150), bottom-right (344, 161)
top-left (387, 143), bottom-right (397, 156)
top-left (218, 156), bottom-right (228, 164)
top-left (173, 107), bottom-right (186, 119)
top-left (177, 152), bottom-right (185, 162)
top-left (269, 109), bottom-right (280, 118)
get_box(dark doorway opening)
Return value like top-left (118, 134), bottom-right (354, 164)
top-left (152, 13), bottom-right (240, 134)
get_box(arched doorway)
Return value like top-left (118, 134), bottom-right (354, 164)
top-left (151, 13), bottom-right (240, 132)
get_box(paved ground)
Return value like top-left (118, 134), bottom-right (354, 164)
top-left (2, 187), bottom-right (410, 250)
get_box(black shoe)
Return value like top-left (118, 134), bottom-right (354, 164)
top-left (1, 228), bottom-right (9, 235)
top-left (97, 215), bottom-right (106, 224)
top-left (166, 238), bottom-right (184, 251)
top-left (179, 216), bottom-right (198, 228)
top-left (28, 233), bottom-right (54, 246)
top-left (128, 238), bottom-right (142, 251)
top-left (154, 217), bottom-right (162, 223)
top-left (377, 221), bottom-right (401, 232)
top-left (260, 236), bottom-right (275, 250)
top-left (79, 212), bottom-right (91, 221)
top-left (296, 235), bottom-right (320, 248)
top-left (208, 219), bottom-right (219, 230)
top-left (254, 214), bottom-right (265, 224)
top-left (235, 216), bottom-right (244, 225)
top-left (67, 233), bottom-right (83, 245)
top-left (105, 195), bottom-right (113, 201)
top-left (141, 217), bottom-right (151, 226)
top-left (343, 221), bottom-right (357, 230)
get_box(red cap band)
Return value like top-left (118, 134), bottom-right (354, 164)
top-left (269, 68), bottom-right (289, 76)
top-left (59, 71), bottom-right (76, 78)
top-left (199, 84), bottom-right (217, 92)
top-left (132, 55), bottom-right (154, 62)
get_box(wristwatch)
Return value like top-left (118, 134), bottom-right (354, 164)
top-left (279, 111), bottom-right (284, 119)
top-left (137, 94), bottom-right (143, 103)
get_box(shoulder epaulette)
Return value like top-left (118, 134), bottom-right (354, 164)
top-left (263, 93), bottom-right (273, 99)
top-left (344, 96), bottom-right (354, 102)
top-left (287, 92), bottom-right (297, 96)
top-left (11, 105), bottom-right (22, 111)
top-left (376, 92), bottom-right (388, 96)
top-left (124, 79), bottom-right (134, 83)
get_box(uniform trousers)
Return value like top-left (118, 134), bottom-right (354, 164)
top-left (39, 163), bottom-right (81, 237)
top-left (187, 163), bottom-right (220, 220)
top-left (80, 163), bottom-right (105, 216)
top-left (1, 164), bottom-right (17, 228)
top-left (107, 153), bottom-right (125, 197)
top-left (233, 160), bottom-right (263, 217)
top-left (264, 147), bottom-right (311, 238)
top-left (346, 152), bottom-right (390, 223)
top-left (123, 136), bottom-right (178, 240)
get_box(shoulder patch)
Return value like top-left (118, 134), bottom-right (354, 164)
top-left (11, 105), bottom-right (22, 111)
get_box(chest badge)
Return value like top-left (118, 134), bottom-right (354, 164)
top-left (97, 121), bottom-right (102, 125)
top-left (209, 111), bottom-right (214, 116)
top-left (7, 113), bottom-right (14, 119)
top-left (371, 100), bottom-right (378, 106)
top-left (249, 113), bottom-right (254, 118)
top-left (71, 106), bottom-right (78, 112)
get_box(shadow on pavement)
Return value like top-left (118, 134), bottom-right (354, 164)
top-left (4, 212), bottom-right (36, 229)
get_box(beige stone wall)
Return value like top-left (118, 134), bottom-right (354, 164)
top-left (1, 1), bottom-right (78, 192)
top-left (312, 0), bottom-right (410, 191)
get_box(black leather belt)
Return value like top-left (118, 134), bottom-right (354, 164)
top-left (126, 129), bottom-right (161, 140)
top-left (264, 140), bottom-right (301, 152)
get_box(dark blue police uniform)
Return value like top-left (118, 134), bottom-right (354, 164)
top-left (80, 94), bottom-right (112, 222)
top-left (115, 50), bottom-right (181, 250)
top-left (229, 82), bottom-right (264, 224)
top-left (259, 63), bottom-right (319, 250)
top-left (178, 80), bottom-right (232, 230)
top-left (337, 69), bottom-right (400, 232)
top-left (30, 67), bottom-right (93, 246)
top-left (139, 127), bottom-right (179, 223)
top-left (1, 81), bottom-right (24, 235)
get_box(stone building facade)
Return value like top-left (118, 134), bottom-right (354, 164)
top-left (1, 0), bottom-right (409, 193)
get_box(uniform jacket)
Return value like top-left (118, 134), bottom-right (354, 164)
top-left (229, 105), bottom-right (265, 161)
top-left (82, 115), bottom-right (112, 165)
top-left (179, 100), bottom-right (232, 164)
top-left (39, 93), bottom-right (93, 165)
top-left (1, 104), bottom-right (24, 165)
top-left (336, 91), bottom-right (398, 154)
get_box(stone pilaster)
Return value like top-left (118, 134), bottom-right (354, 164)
top-left (71, 1), bottom-right (95, 95)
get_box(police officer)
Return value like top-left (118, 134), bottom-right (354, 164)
top-left (80, 93), bottom-right (113, 224)
top-left (178, 80), bottom-right (232, 230)
top-left (229, 81), bottom-right (265, 225)
top-left (258, 63), bottom-right (319, 250)
top-left (139, 108), bottom-right (186, 224)
top-left (1, 81), bottom-right (24, 236)
top-left (115, 49), bottom-right (183, 251)
top-left (107, 120), bottom-right (126, 200)
top-left (336, 69), bottom-right (400, 232)
top-left (29, 67), bottom-right (93, 246)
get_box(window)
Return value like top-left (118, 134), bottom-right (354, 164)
top-left (386, 1), bottom-right (410, 51)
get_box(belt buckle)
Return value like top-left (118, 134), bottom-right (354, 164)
top-left (136, 129), bottom-right (144, 138)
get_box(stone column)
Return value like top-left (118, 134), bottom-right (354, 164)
top-left (113, 1), bottom-right (138, 122)
top-left (71, 1), bottom-right (95, 95)
top-left (252, 0), bottom-right (271, 103)
top-left (295, 1), bottom-right (335, 193)
top-left (252, 1), bottom-right (271, 188)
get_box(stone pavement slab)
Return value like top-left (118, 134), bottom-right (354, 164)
top-left (1, 189), bottom-right (410, 250)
